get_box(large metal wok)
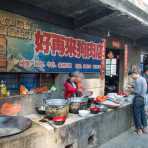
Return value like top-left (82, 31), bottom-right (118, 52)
top-left (0, 115), bottom-right (32, 138)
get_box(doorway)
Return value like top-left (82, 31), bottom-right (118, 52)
top-left (105, 49), bottom-right (124, 94)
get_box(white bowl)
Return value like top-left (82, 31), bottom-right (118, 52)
top-left (78, 110), bottom-right (90, 117)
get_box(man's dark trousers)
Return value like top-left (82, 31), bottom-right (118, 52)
top-left (133, 95), bottom-right (147, 129)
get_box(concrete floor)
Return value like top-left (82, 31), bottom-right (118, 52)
top-left (99, 128), bottom-right (148, 148)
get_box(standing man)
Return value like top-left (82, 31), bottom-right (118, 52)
top-left (143, 67), bottom-right (148, 92)
top-left (131, 69), bottom-right (148, 135)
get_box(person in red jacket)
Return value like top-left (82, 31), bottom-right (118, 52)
top-left (64, 73), bottom-right (79, 99)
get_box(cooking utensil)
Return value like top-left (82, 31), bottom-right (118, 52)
top-left (45, 99), bottom-right (69, 118)
top-left (0, 115), bottom-right (32, 138)
top-left (39, 117), bottom-right (57, 129)
top-left (69, 97), bottom-right (88, 114)
top-left (35, 106), bottom-right (46, 115)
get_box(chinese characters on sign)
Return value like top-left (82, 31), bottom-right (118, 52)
top-left (35, 31), bottom-right (102, 60)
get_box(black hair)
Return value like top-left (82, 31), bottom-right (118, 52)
top-left (131, 70), bottom-right (140, 75)
top-left (128, 70), bottom-right (132, 75)
top-left (69, 73), bottom-right (74, 77)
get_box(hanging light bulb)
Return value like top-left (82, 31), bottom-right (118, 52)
top-left (107, 31), bottom-right (111, 37)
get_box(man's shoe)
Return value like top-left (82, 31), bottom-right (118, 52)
top-left (142, 128), bottom-right (148, 134)
top-left (136, 129), bottom-right (143, 136)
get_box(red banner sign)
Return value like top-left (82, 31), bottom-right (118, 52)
top-left (35, 31), bottom-right (103, 60)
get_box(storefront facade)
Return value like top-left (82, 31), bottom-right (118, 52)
top-left (0, 1), bottom-right (145, 148)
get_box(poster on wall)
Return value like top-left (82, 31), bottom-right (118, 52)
top-left (105, 58), bottom-right (117, 76)
top-left (0, 10), bottom-right (104, 73)
top-left (0, 35), bottom-right (7, 72)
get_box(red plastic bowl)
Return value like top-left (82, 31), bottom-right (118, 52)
top-left (90, 107), bottom-right (101, 113)
top-left (52, 116), bottom-right (66, 122)
top-left (52, 116), bottom-right (66, 126)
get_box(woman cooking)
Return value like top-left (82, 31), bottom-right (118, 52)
top-left (64, 72), bottom-right (83, 99)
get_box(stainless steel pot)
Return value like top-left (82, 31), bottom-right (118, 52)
top-left (69, 97), bottom-right (88, 114)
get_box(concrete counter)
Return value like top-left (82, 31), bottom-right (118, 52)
top-left (0, 103), bottom-right (132, 148)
